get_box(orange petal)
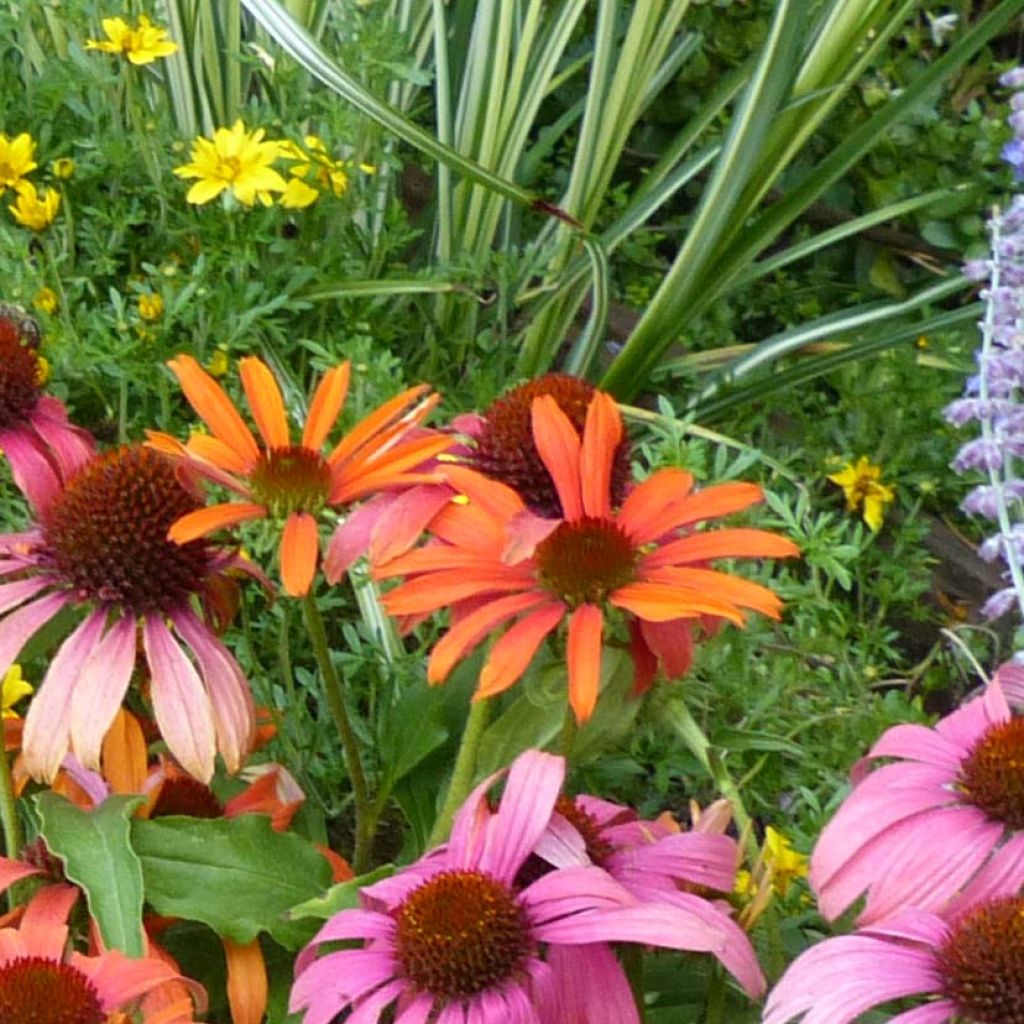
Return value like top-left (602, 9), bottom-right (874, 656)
top-left (239, 357), bottom-right (290, 449)
top-left (440, 465), bottom-right (526, 524)
top-left (224, 938), bottom-right (268, 1024)
top-left (101, 709), bottom-right (148, 796)
top-left (662, 482), bottom-right (764, 531)
top-left (145, 430), bottom-right (187, 458)
top-left (644, 566), bottom-right (783, 619)
top-left (644, 528), bottom-right (800, 568)
top-left (531, 395), bottom-right (582, 519)
top-left (168, 503), bottom-right (266, 544)
top-left (330, 435), bottom-right (453, 504)
top-left (316, 843), bottom-right (354, 882)
top-left (567, 604), bottom-right (603, 722)
top-left (280, 512), bottom-right (320, 596)
top-left (167, 355), bottom-right (260, 466)
top-left (618, 468), bottom-right (696, 543)
top-left (580, 391), bottom-right (621, 518)
top-left (476, 603), bottom-right (565, 699)
top-left (610, 582), bottom-right (745, 624)
top-left (382, 570), bottom-right (533, 616)
top-left (328, 385), bottom-right (433, 467)
top-left (373, 546), bottom-right (514, 580)
top-left (302, 363), bottom-right (350, 450)
top-left (185, 432), bottom-right (253, 476)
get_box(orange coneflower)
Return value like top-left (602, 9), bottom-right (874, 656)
top-left (375, 391), bottom-right (798, 721)
top-left (150, 355), bottom-right (453, 596)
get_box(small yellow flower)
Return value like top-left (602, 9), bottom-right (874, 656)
top-left (85, 14), bottom-right (178, 65)
top-left (34, 286), bottom-right (59, 315)
top-left (280, 135), bottom-right (357, 198)
top-left (0, 132), bottom-right (38, 194)
top-left (734, 826), bottom-right (809, 928)
top-left (173, 120), bottom-right (288, 207)
top-left (51, 157), bottom-right (75, 180)
top-left (35, 355), bottom-right (50, 386)
top-left (9, 180), bottom-right (61, 231)
top-left (206, 349), bottom-right (230, 378)
top-left (279, 176), bottom-right (319, 209)
top-left (827, 455), bottom-right (895, 532)
top-left (761, 826), bottom-right (808, 898)
top-left (1, 665), bottom-right (33, 719)
top-left (138, 292), bottom-right (164, 322)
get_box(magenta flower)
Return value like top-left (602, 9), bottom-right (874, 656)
top-left (811, 680), bottom-right (1024, 924)
top-left (0, 444), bottom-right (256, 783)
top-left (291, 750), bottom-right (764, 1024)
top-left (763, 894), bottom-right (1024, 1024)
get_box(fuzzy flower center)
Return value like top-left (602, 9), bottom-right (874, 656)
top-left (0, 957), bottom-right (104, 1024)
top-left (394, 869), bottom-right (532, 999)
top-left (938, 895), bottom-right (1024, 1023)
top-left (959, 718), bottom-right (1024, 829)
top-left (249, 445), bottom-right (332, 519)
top-left (474, 374), bottom-right (631, 517)
top-left (0, 312), bottom-right (43, 430)
top-left (43, 446), bottom-right (212, 615)
top-left (536, 516), bottom-right (638, 607)
top-left (150, 776), bottom-right (225, 819)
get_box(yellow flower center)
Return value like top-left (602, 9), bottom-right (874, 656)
top-left (536, 517), bottom-right (638, 607)
top-left (959, 718), bottom-right (1024, 829)
top-left (394, 870), bottom-right (531, 999)
top-left (0, 957), bottom-right (104, 1024)
top-left (249, 445), bottom-right (332, 519)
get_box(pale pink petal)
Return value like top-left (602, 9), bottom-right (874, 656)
top-left (22, 608), bottom-right (104, 781)
top-left (0, 429), bottom-right (61, 514)
top-left (290, 950), bottom-right (397, 1024)
top-left (608, 832), bottom-right (737, 893)
top-left (0, 591), bottom-right (69, 681)
top-left (503, 511), bottom-right (559, 565)
top-left (70, 615), bottom-right (137, 771)
top-left (367, 485), bottom-right (452, 566)
top-left (547, 944), bottom-right (639, 1024)
top-left (935, 683), bottom-right (1009, 747)
top-left (994, 660), bottom-right (1024, 708)
top-left (347, 979), bottom-right (406, 1024)
top-left (171, 608), bottom-right (255, 773)
top-left (524, 866), bottom-right (635, 922)
top-left (31, 396), bottom-right (96, 478)
top-left (144, 616), bottom-right (217, 783)
top-left (60, 754), bottom-right (110, 806)
top-left (946, 831), bottom-right (1024, 915)
top-left (887, 1002), bottom-right (956, 1024)
top-left (0, 575), bottom-right (51, 615)
top-left (533, 815), bottom-right (589, 869)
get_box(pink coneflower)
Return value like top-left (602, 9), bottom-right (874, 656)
top-left (763, 895), bottom-right (1024, 1024)
top-left (810, 680), bottom-right (1024, 924)
top-left (291, 749), bottom-right (764, 1024)
top-left (0, 306), bottom-right (93, 511)
top-left (375, 391), bottom-right (797, 720)
top-left (0, 881), bottom-right (205, 1023)
top-left (0, 444), bottom-right (256, 783)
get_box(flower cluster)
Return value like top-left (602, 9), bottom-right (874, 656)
top-left (945, 69), bottom-right (1024, 621)
top-left (173, 122), bottom-right (369, 209)
top-left (84, 14), bottom-right (178, 65)
top-left (0, 132), bottom-right (60, 232)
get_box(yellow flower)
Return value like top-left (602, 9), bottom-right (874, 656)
top-left (279, 176), bottom-right (319, 209)
top-left (173, 120), bottom-right (288, 207)
top-left (206, 349), bottom-right (230, 378)
top-left (85, 15), bottom-right (178, 65)
top-left (51, 157), bottom-right (75, 180)
top-left (138, 292), bottom-right (164, 322)
top-left (761, 826), bottom-right (808, 897)
top-left (0, 132), bottom-right (38, 194)
top-left (35, 355), bottom-right (50, 386)
top-left (827, 455), bottom-right (895, 532)
top-left (9, 180), bottom-right (61, 231)
top-left (1, 665), bottom-right (33, 719)
top-left (734, 826), bottom-right (809, 928)
top-left (280, 135), bottom-right (355, 198)
top-left (34, 286), bottom-right (59, 315)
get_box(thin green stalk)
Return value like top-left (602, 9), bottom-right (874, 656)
top-left (705, 962), bottom-right (727, 1024)
top-left (0, 744), bottom-right (22, 869)
top-left (560, 704), bottom-right (577, 760)
top-left (428, 697), bottom-right (492, 847)
top-left (302, 592), bottom-right (373, 873)
top-left (622, 944), bottom-right (646, 1022)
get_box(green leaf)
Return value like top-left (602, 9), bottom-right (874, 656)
top-left (36, 792), bottom-right (146, 957)
top-left (132, 815), bottom-right (333, 948)
top-left (378, 680), bottom-right (450, 791)
top-left (288, 865), bottom-right (394, 922)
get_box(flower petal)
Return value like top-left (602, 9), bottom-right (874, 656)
top-left (530, 395), bottom-right (582, 520)
top-left (168, 502), bottom-right (266, 544)
top-left (476, 603), bottom-right (565, 699)
top-left (280, 512), bottom-right (320, 596)
top-left (239, 357), bottom-right (290, 449)
top-left (580, 392), bottom-right (621, 519)
top-left (303, 363), bottom-right (350, 451)
top-left (567, 604), bottom-right (603, 722)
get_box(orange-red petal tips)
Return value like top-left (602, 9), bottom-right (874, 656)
top-left (303, 362), bottom-right (350, 451)
top-left (567, 603), bottom-right (603, 722)
top-left (239, 357), bottom-right (290, 449)
top-left (530, 395), bottom-right (582, 519)
top-left (280, 511), bottom-right (319, 596)
top-left (579, 391), bottom-right (621, 518)
top-left (168, 502), bottom-right (266, 544)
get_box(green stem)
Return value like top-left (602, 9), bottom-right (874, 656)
top-left (560, 704), bottom-right (577, 760)
top-left (302, 593), bottom-right (373, 873)
top-left (0, 740), bottom-right (23, 863)
top-left (622, 945), bottom-right (646, 1022)
top-left (428, 697), bottom-right (491, 847)
top-left (705, 962), bottom-right (727, 1024)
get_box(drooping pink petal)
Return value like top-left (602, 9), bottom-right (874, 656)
top-left (0, 575), bottom-right (51, 615)
top-left (524, 866), bottom-right (635, 922)
top-left (344, 978), bottom-right (407, 1024)
top-left (935, 682), bottom-right (1009, 747)
top-left (886, 1002), bottom-right (957, 1024)
top-left (21, 607), bottom-right (103, 781)
top-left (547, 944), bottom-right (639, 1024)
top-left (994, 660), bottom-right (1024, 708)
top-left (609, 832), bottom-right (738, 894)
top-left (0, 429), bottom-right (61, 515)
top-left (69, 615), bottom-right (137, 771)
top-left (144, 616), bottom-right (217, 783)
top-left (30, 396), bottom-right (96, 478)
top-left (943, 831), bottom-right (1024, 917)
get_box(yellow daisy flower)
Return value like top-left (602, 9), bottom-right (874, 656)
top-left (51, 157), bottom-right (75, 180)
top-left (206, 349), bottom-right (230, 378)
top-left (2, 665), bottom-right (34, 719)
top-left (34, 286), bottom-right (59, 315)
top-left (9, 180), bottom-right (61, 231)
top-left (0, 132), bottom-right (38, 194)
top-left (280, 135), bottom-right (369, 199)
top-left (827, 456), bottom-right (895, 532)
top-left (279, 176), bottom-right (319, 209)
top-left (85, 15), bottom-right (178, 65)
top-left (173, 120), bottom-right (288, 207)
top-left (138, 292), bottom-right (164, 321)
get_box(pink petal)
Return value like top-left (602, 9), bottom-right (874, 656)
top-left (888, 1002), bottom-right (957, 1024)
top-left (0, 858), bottom-right (43, 893)
top-left (609, 832), bottom-right (738, 893)
top-left (0, 576), bottom-right (51, 615)
top-left (533, 815), bottom-right (589, 870)
top-left (854, 722), bottom-right (967, 780)
top-left (21, 609), bottom-right (104, 781)
top-left (290, 951), bottom-right (399, 1024)
top-left (0, 429), bottom-right (61, 515)
top-left (993, 661), bottom-right (1024, 708)
top-left (547, 944), bottom-right (639, 1024)
top-left (945, 831), bottom-right (1024, 916)
top-left (30, 397), bottom-right (95, 478)
top-left (346, 979), bottom-right (406, 1024)
top-left (395, 996), bottom-right (433, 1024)
top-left (935, 684), bottom-right (1009, 747)
top-left (70, 615), bottom-right (136, 771)
top-left (368, 485), bottom-right (452, 566)
top-left (0, 591), bottom-right (68, 682)
top-left (524, 866), bottom-right (635, 923)
top-left (143, 616), bottom-right (217, 783)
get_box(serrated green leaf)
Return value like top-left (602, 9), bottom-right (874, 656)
top-left (36, 792), bottom-right (146, 957)
top-left (132, 815), bottom-right (333, 948)
top-left (288, 865), bottom-right (394, 922)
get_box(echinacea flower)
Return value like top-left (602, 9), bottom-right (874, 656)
top-left (827, 455), bottom-right (895, 531)
top-left (173, 120), bottom-right (287, 206)
top-left (291, 749), bottom-right (764, 1024)
top-left (0, 133), bottom-right (36, 194)
top-left (810, 680), bottom-right (1024, 925)
top-left (376, 391), bottom-right (798, 720)
top-left (763, 896), bottom-right (1024, 1024)
top-left (8, 180), bottom-right (60, 231)
top-left (150, 354), bottom-right (452, 596)
top-left (0, 444), bottom-right (256, 783)
top-left (0, 883), bottom-right (204, 1023)
top-left (84, 14), bottom-right (178, 64)
top-left (0, 306), bottom-right (94, 509)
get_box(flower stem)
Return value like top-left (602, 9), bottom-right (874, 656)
top-left (705, 963), bottom-right (727, 1024)
top-left (302, 593), bottom-right (373, 873)
top-left (428, 697), bottom-right (491, 848)
top-left (0, 738), bottom-right (23, 862)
